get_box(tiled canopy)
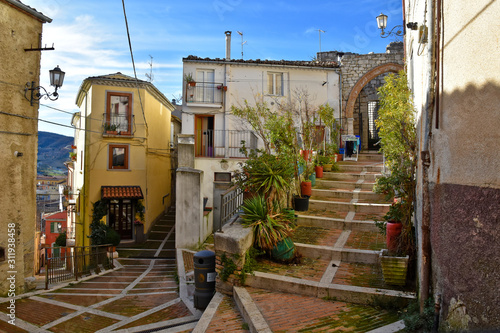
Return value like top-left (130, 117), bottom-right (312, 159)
top-left (101, 186), bottom-right (143, 199)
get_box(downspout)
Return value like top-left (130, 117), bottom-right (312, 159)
top-left (420, 0), bottom-right (439, 312)
top-left (82, 89), bottom-right (89, 248)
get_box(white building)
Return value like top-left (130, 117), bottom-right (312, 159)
top-left (405, 0), bottom-right (500, 330)
top-left (177, 31), bottom-right (340, 248)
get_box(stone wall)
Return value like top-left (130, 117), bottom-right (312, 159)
top-left (0, 2), bottom-right (48, 295)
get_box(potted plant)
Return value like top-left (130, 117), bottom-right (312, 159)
top-left (240, 194), bottom-right (296, 261)
top-left (374, 71), bottom-right (416, 286)
top-left (105, 227), bottom-right (121, 252)
top-left (69, 152), bottom-right (77, 161)
top-left (104, 123), bottom-right (119, 135)
top-left (184, 73), bottom-right (196, 86)
top-left (315, 155), bottom-right (330, 178)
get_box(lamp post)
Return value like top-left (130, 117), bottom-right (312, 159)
top-left (25, 65), bottom-right (65, 106)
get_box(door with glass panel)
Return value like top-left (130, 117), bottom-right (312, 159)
top-left (108, 199), bottom-right (133, 239)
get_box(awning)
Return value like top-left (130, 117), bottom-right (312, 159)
top-left (101, 186), bottom-right (144, 200)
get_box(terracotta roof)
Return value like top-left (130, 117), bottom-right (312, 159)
top-left (183, 55), bottom-right (339, 68)
top-left (101, 186), bottom-right (143, 199)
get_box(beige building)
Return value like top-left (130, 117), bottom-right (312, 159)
top-left (0, 0), bottom-right (52, 294)
top-left (70, 73), bottom-right (176, 247)
top-left (405, 0), bottom-right (500, 330)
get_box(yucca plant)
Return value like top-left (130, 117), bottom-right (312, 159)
top-left (241, 195), bottom-right (294, 251)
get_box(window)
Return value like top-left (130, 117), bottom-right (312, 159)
top-left (196, 69), bottom-right (215, 103)
top-left (50, 222), bottom-right (62, 234)
top-left (267, 72), bottom-right (283, 96)
top-left (108, 144), bottom-right (129, 170)
top-left (106, 92), bottom-right (132, 135)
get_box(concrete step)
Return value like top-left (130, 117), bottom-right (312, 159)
top-left (309, 199), bottom-right (390, 214)
top-left (337, 163), bottom-right (384, 173)
top-left (357, 153), bottom-right (384, 162)
top-left (315, 179), bottom-right (376, 191)
top-left (296, 214), bottom-right (379, 232)
top-left (310, 188), bottom-right (387, 203)
top-left (245, 271), bottom-right (415, 307)
top-left (321, 172), bottom-right (380, 182)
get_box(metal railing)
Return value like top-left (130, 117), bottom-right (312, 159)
top-left (102, 114), bottom-right (134, 136)
top-left (195, 129), bottom-right (258, 158)
top-left (218, 185), bottom-right (244, 232)
top-left (44, 245), bottom-right (114, 289)
top-left (186, 82), bottom-right (223, 104)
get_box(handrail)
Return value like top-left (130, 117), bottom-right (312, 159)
top-left (218, 185), bottom-right (244, 232)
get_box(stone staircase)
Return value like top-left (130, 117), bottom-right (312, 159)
top-left (117, 207), bottom-right (176, 259)
top-left (244, 152), bottom-right (416, 305)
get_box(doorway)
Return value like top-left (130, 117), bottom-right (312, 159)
top-left (195, 115), bottom-right (215, 157)
top-left (108, 199), bottom-right (133, 239)
top-left (367, 101), bottom-right (380, 150)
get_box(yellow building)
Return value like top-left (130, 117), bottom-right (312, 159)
top-left (71, 73), bottom-right (175, 247)
top-left (0, 0), bottom-right (51, 294)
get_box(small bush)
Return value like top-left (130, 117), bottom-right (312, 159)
top-left (55, 232), bottom-right (66, 247)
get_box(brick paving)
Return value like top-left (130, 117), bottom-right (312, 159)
top-left (254, 257), bottom-right (331, 282)
top-left (292, 226), bottom-right (342, 247)
top-left (0, 298), bottom-right (76, 326)
top-left (247, 287), bottom-right (399, 332)
top-left (206, 295), bottom-right (249, 333)
top-left (344, 230), bottom-right (385, 251)
top-left (48, 312), bottom-right (120, 333)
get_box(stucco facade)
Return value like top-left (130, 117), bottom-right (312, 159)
top-left (0, 0), bottom-right (51, 294)
top-left (71, 73), bottom-right (175, 247)
top-left (405, 0), bottom-right (500, 330)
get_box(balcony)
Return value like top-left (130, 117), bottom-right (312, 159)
top-left (103, 114), bottom-right (134, 136)
top-left (195, 130), bottom-right (258, 158)
top-left (186, 82), bottom-right (224, 105)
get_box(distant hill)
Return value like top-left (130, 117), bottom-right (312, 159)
top-left (37, 131), bottom-right (74, 176)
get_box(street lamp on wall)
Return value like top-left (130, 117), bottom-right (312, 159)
top-left (376, 13), bottom-right (404, 38)
top-left (25, 65), bottom-right (65, 106)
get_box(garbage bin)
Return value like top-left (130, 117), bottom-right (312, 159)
top-left (193, 250), bottom-right (216, 310)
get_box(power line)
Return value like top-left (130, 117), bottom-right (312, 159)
top-left (121, 0), bottom-right (148, 131)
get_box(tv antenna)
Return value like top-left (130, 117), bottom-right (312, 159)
top-left (237, 31), bottom-right (247, 59)
top-left (145, 55), bottom-right (154, 82)
top-left (317, 29), bottom-right (326, 53)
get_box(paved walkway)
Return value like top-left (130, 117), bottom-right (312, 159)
top-left (0, 155), bottom-right (413, 332)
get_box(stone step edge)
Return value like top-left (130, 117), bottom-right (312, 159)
top-left (297, 214), bottom-right (379, 232)
top-left (295, 243), bottom-right (381, 264)
top-left (234, 286), bottom-right (273, 333)
top-left (244, 271), bottom-right (415, 307)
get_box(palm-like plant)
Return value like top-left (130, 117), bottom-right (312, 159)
top-left (241, 195), bottom-right (294, 251)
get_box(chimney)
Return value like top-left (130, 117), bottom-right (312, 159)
top-left (225, 31), bottom-right (231, 60)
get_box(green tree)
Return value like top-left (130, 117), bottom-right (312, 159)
top-left (374, 70), bottom-right (416, 257)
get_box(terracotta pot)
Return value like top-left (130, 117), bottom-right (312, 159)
top-left (301, 181), bottom-right (312, 197)
top-left (386, 221), bottom-right (402, 253)
top-left (188, 81), bottom-right (196, 87)
top-left (315, 166), bottom-right (323, 178)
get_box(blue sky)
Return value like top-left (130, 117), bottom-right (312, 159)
top-left (29, 0), bottom-right (403, 136)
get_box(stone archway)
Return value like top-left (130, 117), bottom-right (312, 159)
top-left (344, 63), bottom-right (404, 135)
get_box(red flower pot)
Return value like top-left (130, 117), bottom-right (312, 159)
top-left (315, 166), bottom-right (323, 178)
top-left (301, 181), bottom-right (312, 197)
top-left (386, 221), bottom-right (402, 253)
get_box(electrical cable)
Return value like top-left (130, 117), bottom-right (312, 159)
top-left (121, 0), bottom-right (148, 131)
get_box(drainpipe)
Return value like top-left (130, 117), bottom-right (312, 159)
top-left (223, 31), bottom-right (231, 158)
top-left (420, 0), bottom-right (438, 312)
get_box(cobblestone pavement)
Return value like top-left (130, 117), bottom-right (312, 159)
top-left (0, 209), bottom-right (201, 333)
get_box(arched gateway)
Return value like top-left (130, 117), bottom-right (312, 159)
top-left (344, 63), bottom-right (404, 136)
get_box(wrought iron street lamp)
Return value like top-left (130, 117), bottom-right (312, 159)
top-left (25, 65), bottom-right (65, 106)
top-left (376, 13), bottom-right (404, 38)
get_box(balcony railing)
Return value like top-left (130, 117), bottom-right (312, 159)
top-left (195, 129), bottom-right (258, 158)
top-left (186, 82), bottom-right (224, 104)
top-left (103, 114), bottom-right (134, 136)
